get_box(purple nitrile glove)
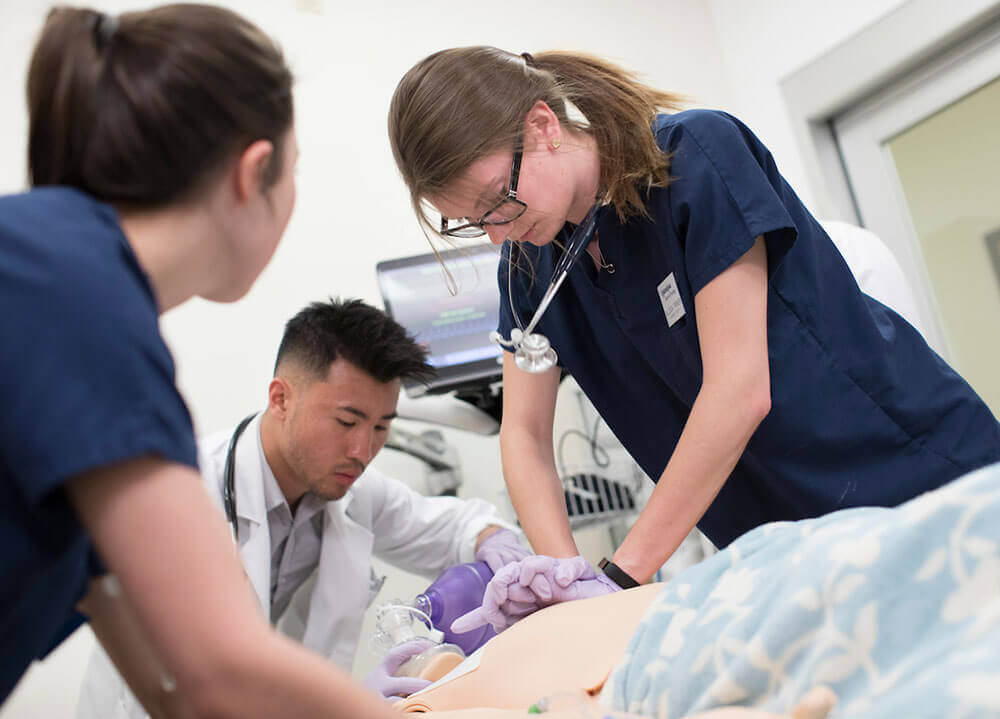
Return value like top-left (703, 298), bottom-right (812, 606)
top-left (363, 639), bottom-right (433, 699)
top-left (450, 555), bottom-right (620, 635)
top-left (507, 555), bottom-right (621, 604)
top-left (450, 561), bottom-right (537, 634)
top-left (474, 528), bottom-right (531, 573)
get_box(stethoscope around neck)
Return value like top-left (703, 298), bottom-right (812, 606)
top-left (223, 412), bottom-right (258, 541)
top-left (489, 202), bottom-right (606, 373)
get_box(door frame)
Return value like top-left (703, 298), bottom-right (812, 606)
top-left (780, 0), bottom-right (1000, 224)
top-left (833, 29), bottom-right (1000, 357)
top-left (780, 0), bottom-right (1000, 357)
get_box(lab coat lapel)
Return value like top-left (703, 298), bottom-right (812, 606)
top-left (298, 488), bottom-right (375, 669)
top-left (232, 415), bottom-right (272, 618)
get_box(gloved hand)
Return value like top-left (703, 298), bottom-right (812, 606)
top-left (363, 639), bottom-right (433, 699)
top-left (451, 556), bottom-right (621, 635)
top-left (514, 555), bottom-right (621, 603)
top-left (473, 528), bottom-right (531, 573)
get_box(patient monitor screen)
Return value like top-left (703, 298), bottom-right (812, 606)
top-left (376, 245), bottom-right (503, 396)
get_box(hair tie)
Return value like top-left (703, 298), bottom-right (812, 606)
top-left (520, 52), bottom-right (535, 68)
top-left (90, 12), bottom-right (119, 52)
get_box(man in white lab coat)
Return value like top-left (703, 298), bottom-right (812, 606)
top-left (78, 299), bottom-right (528, 718)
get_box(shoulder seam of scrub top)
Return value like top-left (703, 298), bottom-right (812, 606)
top-left (663, 114), bottom-right (757, 247)
top-left (656, 115), bottom-right (761, 297)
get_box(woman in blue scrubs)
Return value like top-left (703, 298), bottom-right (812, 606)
top-left (0, 7), bottom-right (396, 718)
top-left (387, 47), bottom-right (1000, 622)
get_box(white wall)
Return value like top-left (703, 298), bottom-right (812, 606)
top-left (704, 0), bottom-right (909, 212)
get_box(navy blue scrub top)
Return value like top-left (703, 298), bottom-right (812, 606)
top-left (0, 187), bottom-right (198, 703)
top-left (498, 110), bottom-right (1000, 549)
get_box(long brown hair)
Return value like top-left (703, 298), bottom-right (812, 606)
top-left (388, 46), bottom-right (684, 239)
top-left (27, 4), bottom-right (294, 209)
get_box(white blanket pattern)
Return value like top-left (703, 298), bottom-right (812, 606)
top-left (602, 462), bottom-right (1000, 718)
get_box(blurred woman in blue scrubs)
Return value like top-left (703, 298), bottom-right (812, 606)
top-left (387, 48), bottom-right (1000, 625)
top-left (0, 6), bottom-right (397, 718)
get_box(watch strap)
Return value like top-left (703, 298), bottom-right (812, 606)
top-left (598, 557), bottom-right (640, 589)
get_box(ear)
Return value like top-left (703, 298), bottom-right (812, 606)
top-left (523, 100), bottom-right (561, 152)
top-left (267, 376), bottom-right (293, 419)
top-left (234, 139), bottom-right (275, 203)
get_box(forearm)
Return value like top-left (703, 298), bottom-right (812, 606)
top-left (80, 575), bottom-right (191, 719)
top-left (69, 458), bottom-right (396, 719)
top-left (81, 580), bottom-right (392, 719)
top-left (194, 632), bottom-right (393, 719)
top-left (613, 382), bottom-right (768, 582)
top-left (499, 424), bottom-right (578, 557)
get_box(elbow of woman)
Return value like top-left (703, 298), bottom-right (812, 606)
top-left (709, 376), bottom-right (771, 429)
top-left (172, 642), bottom-right (267, 719)
top-left (746, 383), bottom-right (772, 427)
top-left (705, 371), bottom-right (771, 426)
top-left (181, 672), bottom-right (247, 719)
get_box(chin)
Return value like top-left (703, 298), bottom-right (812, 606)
top-left (316, 483), bottom-right (349, 502)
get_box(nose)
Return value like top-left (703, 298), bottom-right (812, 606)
top-left (485, 225), bottom-right (507, 245)
top-left (347, 427), bottom-right (377, 466)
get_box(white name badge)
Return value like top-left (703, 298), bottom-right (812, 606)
top-left (656, 273), bottom-right (686, 327)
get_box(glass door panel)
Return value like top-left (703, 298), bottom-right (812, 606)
top-left (885, 77), bottom-right (1000, 415)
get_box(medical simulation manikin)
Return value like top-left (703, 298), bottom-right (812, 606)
top-left (393, 585), bottom-right (835, 719)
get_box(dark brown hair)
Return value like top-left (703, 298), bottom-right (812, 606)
top-left (388, 46), bottom-right (684, 237)
top-left (27, 4), bottom-right (294, 209)
top-left (275, 298), bottom-right (435, 386)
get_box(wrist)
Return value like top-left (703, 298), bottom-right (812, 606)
top-left (474, 525), bottom-right (503, 551)
top-left (598, 557), bottom-right (640, 589)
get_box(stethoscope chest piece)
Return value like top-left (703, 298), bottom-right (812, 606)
top-left (512, 329), bottom-right (558, 373)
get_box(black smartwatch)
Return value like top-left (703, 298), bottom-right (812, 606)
top-left (598, 557), bottom-right (640, 589)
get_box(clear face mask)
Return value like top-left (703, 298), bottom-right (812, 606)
top-left (371, 601), bottom-right (466, 680)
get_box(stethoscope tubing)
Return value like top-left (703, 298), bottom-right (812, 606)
top-left (520, 202), bottom-right (603, 337)
top-left (497, 202), bottom-right (605, 369)
top-left (223, 412), bottom-right (258, 541)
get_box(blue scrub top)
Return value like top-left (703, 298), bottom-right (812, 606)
top-left (0, 187), bottom-right (198, 703)
top-left (498, 110), bottom-right (1000, 549)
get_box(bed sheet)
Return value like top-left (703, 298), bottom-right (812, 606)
top-left (602, 462), bottom-right (1000, 718)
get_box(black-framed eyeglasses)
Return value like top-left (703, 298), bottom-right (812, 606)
top-left (440, 143), bottom-right (527, 238)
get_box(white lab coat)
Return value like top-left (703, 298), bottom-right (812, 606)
top-left (77, 414), bottom-right (511, 719)
top-left (822, 219), bottom-right (928, 337)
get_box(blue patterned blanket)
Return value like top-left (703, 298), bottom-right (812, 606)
top-left (602, 462), bottom-right (1000, 718)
